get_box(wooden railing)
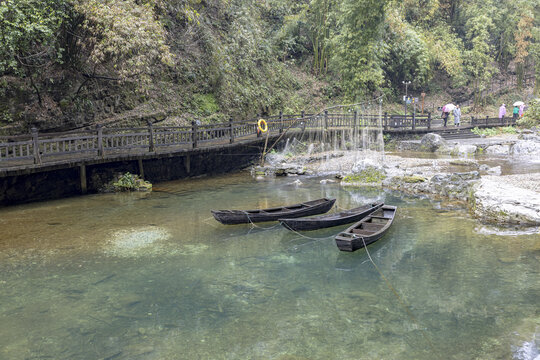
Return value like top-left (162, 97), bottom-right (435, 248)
top-left (0, 111), bottom-right (517, 167)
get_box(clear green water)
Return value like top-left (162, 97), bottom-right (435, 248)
top-left (0, 173), bottom-right (538, 360)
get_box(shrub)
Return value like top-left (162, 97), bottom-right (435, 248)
top-left (518, 98), bottom-right (540, 128)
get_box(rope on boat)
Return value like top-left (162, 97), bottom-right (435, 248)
top-left (283, 225), bottom-right (335, 241)
top-left (360, 236), bottom-right (436, 351)
top-left (242, 211), bottom-right (283, 230)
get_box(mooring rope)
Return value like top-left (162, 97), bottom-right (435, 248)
top-left (360, 236), bottom-right (436, 351)
top-left (242, 211), bottom-right (283, 230)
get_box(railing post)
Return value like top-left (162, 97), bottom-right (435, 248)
top-left (31, 127), bottom-right (41, 165)
top-left (412, 113), bottom-right (416, 131)
top-left (301, 110), bottom-right (306, 132)
top-left (324, 110), bottom-right (328, 130)
top-left (384, 112), bottom-right (388, 131)
top-left (148, 122), bottom-right (155, 152)
top-left (486, 116), bottom-right (489, 126)
top-left (257, 114), bottom-right (262, 138)
top-left (427, 112), bottom-right (431, 130)
top-left (192, 120), bottom-right (198, 149)
top-left (97, 124), bottom-right (104, 157)
top-left (279, 111), bottom-right (283, 134)
top-left (229, 117), bottom-right (234, 144)
top-left (353, 110), bottom-right (358, 135)
top-left (471, 116), bottom-right (475, 126)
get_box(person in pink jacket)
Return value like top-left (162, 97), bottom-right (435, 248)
top-left (499, 104), bottom-right (506, 119)
top-left (519, 104), bottom-right (525, 117)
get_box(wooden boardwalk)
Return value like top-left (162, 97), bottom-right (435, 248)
top-left (0, 111), bottom-right (516, 175)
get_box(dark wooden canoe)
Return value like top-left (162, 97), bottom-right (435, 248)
top-left (335, 205), bottom-right (397, 252)
top-left (212, 198), bottom-right (336, 225)
top-left (279, 202), bottom-right (384, 231)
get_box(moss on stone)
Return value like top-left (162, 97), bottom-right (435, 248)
top-left (343, 167), bottom-right (386, 184)
top-left (401, 175), bottom-right (426, 183)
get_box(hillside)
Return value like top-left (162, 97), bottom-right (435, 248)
top-left (0, 0), bottom-right (538, 135)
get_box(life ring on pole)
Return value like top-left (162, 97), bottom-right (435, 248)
top-left (257, 119), bottom-right (268, 133)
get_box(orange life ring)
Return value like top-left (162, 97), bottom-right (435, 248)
top-left (257, 119), bottom-right (268, 133)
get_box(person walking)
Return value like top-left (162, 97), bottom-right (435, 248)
top-left (513, 105), bottom-right (519, 120)
top-left (499, 104), bottom-right (506, 120)
top-left (441, 105), bottom-right (450, 127)
top-left (453, 105), bottom-right (461, 126)
top-left (519, 104), bottom-right (525, 117)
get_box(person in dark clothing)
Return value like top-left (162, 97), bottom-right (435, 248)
top-left (442, 110), bottom-right (449, 127)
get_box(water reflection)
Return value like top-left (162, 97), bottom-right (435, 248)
top-left (0, 172), bottom-right (538, 359)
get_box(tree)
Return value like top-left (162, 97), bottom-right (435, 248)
top-left (333, 0), bottom-right (389, 99)
top-left (71, 0), bottom-right (173, 86)
top-left (463, 13), bottom-right (494, 107)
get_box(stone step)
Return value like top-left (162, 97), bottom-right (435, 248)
top-left (439, 131), bottom-right (481, 140)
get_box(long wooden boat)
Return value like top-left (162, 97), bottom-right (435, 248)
top-left (335, 205), bottom-right (397, 252)
top-left (212, 198), bottom-right (336, 225)
top-left (279, 202), bottom-right (384, 231)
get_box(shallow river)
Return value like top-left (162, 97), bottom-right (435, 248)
top-left (0, 173), bottom-right (538, 359)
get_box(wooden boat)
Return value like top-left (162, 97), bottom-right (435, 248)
top-left (279, 202), bottom-right (384, 231)
top-left (212, 198), bottom-right (336, 225)
top-left (335, 205), bottom-right (397, 252)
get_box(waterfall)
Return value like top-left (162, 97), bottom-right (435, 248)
top-left (264, 99), bottom-right (386, 176)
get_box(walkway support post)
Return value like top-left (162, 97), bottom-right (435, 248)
top-left (427, 112), bottom-right (431, 130)
top-left (97, 125), bottom-right (104, 157)
top-left (192, 120), bottom-right (198, 149)
top-left (148, 122), bottom-right (155, 152)
top-left (384, 112), bottom-right (388, 131)
top-left (279, 111), bottom-right (283, 134)
top-left (486, 116), bottom-right (489, 126)
top-left (79, 164), bottom-right (87, 194)
top-left (31, 128), bottom-right (41, 165)
top-left (324, 110), bottom-right (328, 130)
top-left (353, 110), bottom-right (358, 135)
top-left (229, 117), bottom-right (234, 144)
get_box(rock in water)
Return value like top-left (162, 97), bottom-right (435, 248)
top-left (420, 133), bottom-right (447, 152)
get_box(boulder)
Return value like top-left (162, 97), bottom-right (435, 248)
top-left (473, 177), bottom-right (540, 225)
top-left (485, 144), bottom-right (511, 155)
top-left (420, 133), bottom-right (447, 152)
top-left (512, 140), bottom-right (540, 155)
top-left (429, 171), bottom-right (480, 201)
top-left (451, 145), bottom-right (477, 156)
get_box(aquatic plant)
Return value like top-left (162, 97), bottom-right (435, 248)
top-left (113, 172), bottom-right (152, 192)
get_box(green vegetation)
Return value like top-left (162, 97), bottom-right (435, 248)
top-left (518, 98), bottom-right (540, 127)
top-left (0, 0), bottom-right (538, 132)
top-left (398, 175), bottom-right (426, 183)
top-left (343, 167), bottom-right (386, 184)
top-left (471, 126), bottom-right (518, 137)
top-left (112, 173), bottom-right (152, 192)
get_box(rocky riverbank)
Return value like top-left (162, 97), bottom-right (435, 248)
top-left (257, 128), bottom-right (540, 227)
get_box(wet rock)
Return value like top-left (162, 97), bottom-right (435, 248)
top-left (420, 133), bottom-right (447, 152)
top-left (486, 166), bottom-right (502, 176)
top-left (451, 145), bottom-right (477, 156)
top-left (320, 179), bottom-right (337, 184)
top-left (428, 171), bottom-right (480, 201)
top-left (512, 140), bottom-right (540, 155)
top-left (485, 144), bottom-right (511, 155)
top-left (449, 159), bottom-right (479, 169)
top-left (288, 179), bottom-right (303, 186)
top-left (275, 165), bottom-right (306, 176)
top-left (479, 164), bottom-right (491, 172)
top-left (472, 176), bottom-right (540, 225)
